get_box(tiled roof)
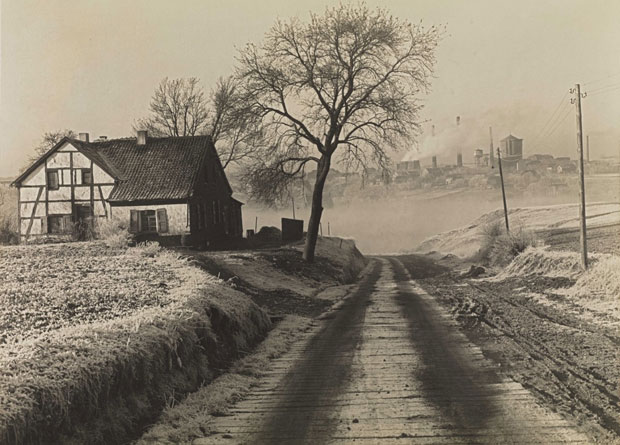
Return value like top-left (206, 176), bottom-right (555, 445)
top-left (72, 135), bottom-right (213, 202)
top-left (12, 134), bottom-right (227, 203)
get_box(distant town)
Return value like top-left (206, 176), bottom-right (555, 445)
top-left (281, 127), bottom-right (619, 209)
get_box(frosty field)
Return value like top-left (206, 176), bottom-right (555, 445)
top-left (0, 242), bottom-right (201, 344)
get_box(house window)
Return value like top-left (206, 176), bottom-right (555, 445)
top-left (48, 215), bottom-right (71, 234)
top-left (141, 210), bottom-right (157, 232)
top-left (82, 169), bottom-right (93, 185)
top-left (130, 209), bottom-right (168, 233)
top-left (47, 170), bottom-right (59, 190)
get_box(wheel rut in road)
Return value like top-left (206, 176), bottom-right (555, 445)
top-left (196, 257), bottom-right (589, 444)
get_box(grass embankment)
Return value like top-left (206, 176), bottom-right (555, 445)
top-left (0, 242), bottom-right (271, 445)
top-left (189, 237), bottom-right (367, 317)
top-left (137, 236), bottom-right (368, 444)
top-left (138, 315), bottom-right (313, 444)
top-left (417, 202), bottom-right (620, 258)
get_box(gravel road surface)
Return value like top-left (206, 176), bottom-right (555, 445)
top-left (195, 257), bottom-right (589, 444)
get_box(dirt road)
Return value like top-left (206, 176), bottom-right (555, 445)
top-left (195, 256), bottom-right (589, 444)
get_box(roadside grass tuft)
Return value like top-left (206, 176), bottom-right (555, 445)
top-left (477, 221), bottom-right (537, 266)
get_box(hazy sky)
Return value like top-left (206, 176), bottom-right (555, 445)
top-left (1, 0), bottom-right (619, 177)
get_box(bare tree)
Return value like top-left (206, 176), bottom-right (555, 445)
top-left (237, 4), bottom-right (442, 262)
top-left (208, 76), bottom-right (264, 169)
top-left (29, 129), bottom-right (76, 163)
top-left (136, 76), bottom-right (261, 170)
top-left (135, 77), bottom-right (209, 137)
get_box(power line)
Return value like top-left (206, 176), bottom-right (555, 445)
top-left (587, 84), bottom-right (620, 97)
top-left (586, 81), bottom-right (620, 94)
top-left (530, 91), bottom-right (570, 146)
top-left (583, 71), bottom-right (620, 86)
top-left (529, 106), bottom-right (572, 152)
top-left (531, 102), bottom-right (572, 147)
top-left (544, 107), bottom-right (573, 138)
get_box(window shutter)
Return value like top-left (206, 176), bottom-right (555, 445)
top-left (62, 215), bottom-right (72, 233)
top-left (157, 208), bottom-right (168, 233)
top-left (129, 210), bottom-right (138, 233)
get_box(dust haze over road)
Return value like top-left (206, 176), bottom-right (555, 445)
top-left (197, 256), bottom-right (588, 444)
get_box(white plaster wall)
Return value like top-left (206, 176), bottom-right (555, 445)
top-left (114, 203), bottom-right (189, 235)
top-left (93, 164), bottom-right (114, 184)
top-left (74, 186), bottom-right (91, 200)
top-left (95, 200), bottom-right (107, 216)
top-left (62, 169), bottom-right (71, 185)
top-left (72, 151), bottom-right (91, 168)
top-left (21, 164), bottom-right (46, 186)
top-left (21, 202), bottom-right (46, 217)
top-left (48, 186), bottom-right (72, 201)
top-left (20, 187), bottom-right (44, 201)
top-left (21, 218), bottom-right (42, 235)
top-left (58, 142), bottom-right (77, 152)
top-left (47, 152), bottom-right (71, 168)
top-left (98, 185), bottom-right (114, 199)
top-left (48, 201), bottom-right (72, 214)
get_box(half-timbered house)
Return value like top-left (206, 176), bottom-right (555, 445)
top-left (11, 131), bottom-right (243, 246)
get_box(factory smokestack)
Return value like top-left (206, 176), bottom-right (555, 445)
top-left (431, 125), bottom-right (435, 137)
top-left (432, 156), bottom-right (437, 169)
top-left (489, 126), bottom-right (495, 168)
top-left (456, 116), bottom-right (462, 167)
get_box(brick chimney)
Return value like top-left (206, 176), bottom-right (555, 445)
top-left (79, 132), bottom-right (89, 142)
top-left (137, 130), bottom-right (147, 146)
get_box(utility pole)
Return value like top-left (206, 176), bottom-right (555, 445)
top-left (571, 84), bottom-right (588, 269)
top-left (497, 147), bottom-right (510, 233)
top-left (586, 134), bottom-right (590, 163)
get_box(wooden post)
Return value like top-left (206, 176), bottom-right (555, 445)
top-left (319, 222), bottom-right (323, 236)
top-left (328, 222), bottom-right (330, 236)
top-left (574, 83), bottom-right (588, 269)
top-left (497, 147), bottom-right (510, 233)
top-left (292, 196), bottom-right (296, 220)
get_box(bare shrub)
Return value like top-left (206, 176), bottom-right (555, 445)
top-left (0, 216), bottom-right (18, 245)
top-left (69, 218), bottom-right (97, 242)
top-left (478, 221), bottom-right (536, 266)
top-left (477, 220), bottom-right (504, 262)
top-left (129, 241), bottom-right (162, 257)
top-left (489, 228), bottom-right (537, 266)
top-left (96, 217), bottom-right (131, 248)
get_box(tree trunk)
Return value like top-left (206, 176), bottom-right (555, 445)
top-left (303, 155), bottom-right (331, 262)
